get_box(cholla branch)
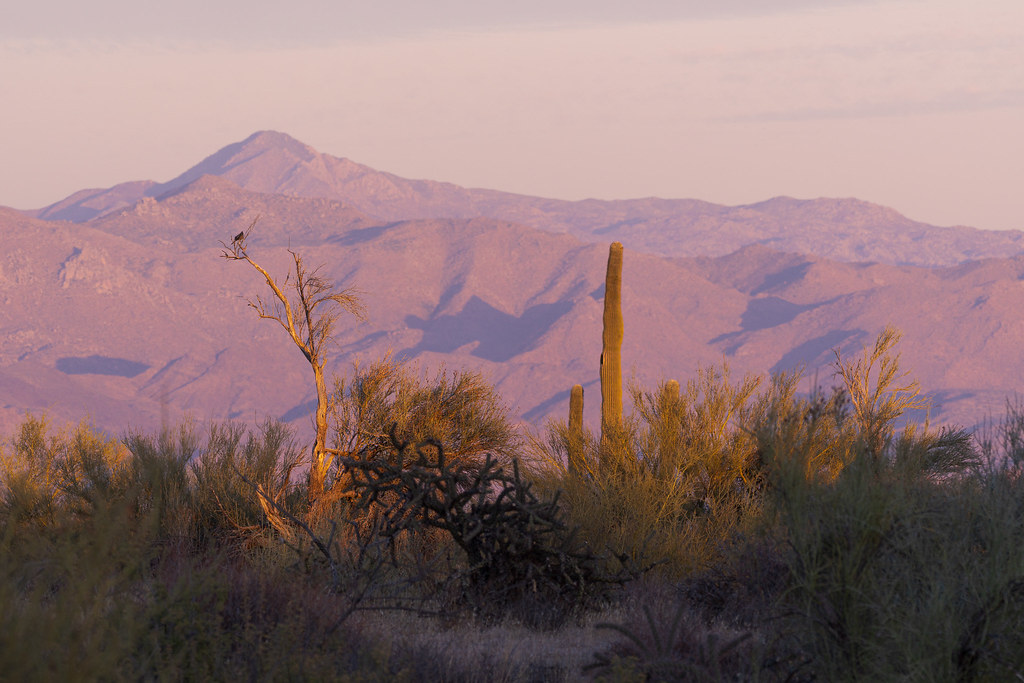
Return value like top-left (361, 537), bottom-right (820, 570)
top-left (337, 424), bottom-right (636, 626)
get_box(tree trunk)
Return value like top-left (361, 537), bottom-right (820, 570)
top-left (309, 360), bottom-right (330, 500)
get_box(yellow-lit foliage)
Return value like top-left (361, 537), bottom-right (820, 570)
top-left (1, 414), bottom-right (131, 526)
top-left (833, 325), bottom-right (928, 456)
top-left (329, 356), bottom-right (519, 473)
top-left (531, 329), bottom-right (953, 576)
top-left (531, 365), bottom-right (802, 574)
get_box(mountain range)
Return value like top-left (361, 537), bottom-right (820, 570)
top-left (28, 131), bottom-right (1024, 266)
top-left (3, 130), bottom-right (1023, 440)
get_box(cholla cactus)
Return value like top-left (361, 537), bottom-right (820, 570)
top-left (339, 427), bottom-right (630, 626)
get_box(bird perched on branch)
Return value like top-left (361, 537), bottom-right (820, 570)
top-left (233, 231), bottom-right (245, 243)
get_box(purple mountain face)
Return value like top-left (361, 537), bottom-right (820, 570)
top-left (27, 131), bottom-right (1024, 266)
top-left (3, 132), bottom-right (1024, 440)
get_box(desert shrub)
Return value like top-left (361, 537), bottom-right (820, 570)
top-left (189, 419), bottom-right (305, 546)
top-left (340, 429), bottom-right (630, 628)
top-left (753, 333), bottom-right (1006, 681)
top-left (974, 394), bottom-right (1024, 470)
top-left (585, 599), bottom-right (756, 682)
top-left (0, 490), bottom-right (156, 681)
top-left (330, 357), bottom-right (520, 471)
top-left (120, 418), bottom-right (307, 551)
top-left (530, 366), bottom-right (808, 575)
top-left (760, 438), bottom-right (1024, 681)
top-left (121, 420), bottom-right (199, 544)
top-left (0, 501), bottom-right (405, 681)
top-left (0, 414), bottom-right (133, 530)
top-left (133, 551), bottom-right (406, 681)
top-left (0, 414), bottom-right (63, 527)
top-left (0, 414), bottom-right (415, 681)
top-left (0, 413), bottom-right (311, 553)
top-left (314, 356), bottom-right (520, 526)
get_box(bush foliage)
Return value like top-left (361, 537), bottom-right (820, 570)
top-left (5, 327), bottom-right (1024, 680)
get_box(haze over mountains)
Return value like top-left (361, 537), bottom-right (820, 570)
top-left (3, 131), bottom-right (1024, 439)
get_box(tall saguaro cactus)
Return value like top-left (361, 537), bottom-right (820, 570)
top-left (600, 242), bottom-right (624, 445)
top-left (568, 384), bottom-right (584, 475)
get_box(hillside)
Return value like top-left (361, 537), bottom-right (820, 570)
top-left (3, 176), bottom-right (1023, 439)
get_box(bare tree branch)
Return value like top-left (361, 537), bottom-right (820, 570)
top-left (222, 217), bottom-right (366, 501)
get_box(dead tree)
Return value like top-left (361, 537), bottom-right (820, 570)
top-left (222, 219), bottom-right (365, 502)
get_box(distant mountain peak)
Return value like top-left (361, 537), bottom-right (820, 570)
top-left (147, 130), bottom-right (321, 199)
top-left (234, 130), bottom-right (320, 160)
top-left (742, 195), bottom-right (915, 227)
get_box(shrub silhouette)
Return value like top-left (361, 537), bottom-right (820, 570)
top-left (340, 426), bottom-right (631, 627)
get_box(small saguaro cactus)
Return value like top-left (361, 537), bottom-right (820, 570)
top-left (600, 242), bottom-right (624, 446)
top-left (657, 379), bottom-right (682, 477)
top-left (568, 384), bottom-right (585, 475)
top-left (664, 379), bottom-right (680, 400)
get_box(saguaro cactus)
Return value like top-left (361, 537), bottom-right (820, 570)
top-left (568, 384), bottom-right (584, 475)
top-left (600, 242), bottom-right (624, 445)
top-left (657, 379), bottom-right (681, 477)
top-left (664, 379), bottom-right (680, 400)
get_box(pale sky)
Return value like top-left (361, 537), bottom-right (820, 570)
top-left (1, 0), bottom-right (1022, 230)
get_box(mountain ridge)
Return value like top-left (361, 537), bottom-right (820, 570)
top-left (3, 176), bottom-right (1024, 439)
top-left (19, 130), bottom-right (1024, 267)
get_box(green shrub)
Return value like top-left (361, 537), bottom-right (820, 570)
top-left (0, 414), bottom-right (411, 681)
top-left (530, 366), bottom-right (803, 575)
top-left (330, 357), bottom-right (519, 468)
top-left (1, 414), bottom-right (133, 530)
top-left (754, 332), bottom-right (1003, 681)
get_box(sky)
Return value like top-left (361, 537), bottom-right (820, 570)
top-left (1, 0), bottom-right (1022, 230)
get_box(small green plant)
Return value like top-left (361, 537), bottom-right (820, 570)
top-left (586, 599), bottom-right (753, 682)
